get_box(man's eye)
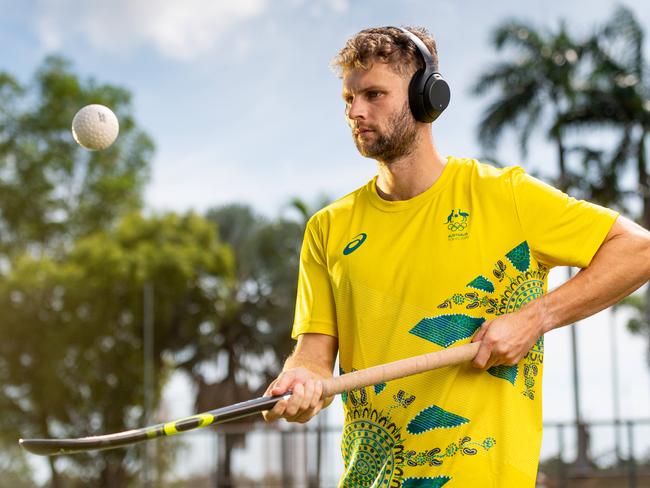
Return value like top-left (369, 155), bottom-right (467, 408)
top-left (367, 91), bottom-right (380, 99)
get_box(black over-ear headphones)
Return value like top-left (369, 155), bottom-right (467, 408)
top-left (396, 27), bottom-right (451, 123)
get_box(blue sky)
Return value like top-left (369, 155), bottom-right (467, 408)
top-left (4, 0), bottom-right (650, 477)
top-left (3, 0), bottom-right (649, 215)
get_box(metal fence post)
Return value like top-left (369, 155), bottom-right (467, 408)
top-left (627, 421), bottom-right (637, 488)
top-left (281, 429), bottom-right (291, 487)
top-left (558, 423), bottom-right (567, 488)
top-left (315, 421), bottom-right (322, 488)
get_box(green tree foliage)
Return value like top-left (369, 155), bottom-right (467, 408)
top-left (197, 202), bottom-right (321, 484)
top-left (474, 7), bottom-right (650, 376)
top-left (0, 55), bottom-right (156, 486)
top-left (199, 200), bottom-right (331, 401)
top-left (564, 7), bottom-right (650, 360)
top-left (194, 203), bottom-right (320, 402)
top-left (0, 56), bottom-right (153, 259)
top-left (559, 6), bottom-right (649, 213)
top-left (0, 438), bottom-right (35, 488)
top-left (472, 19), bottom-right (582, 190)
top-left (0, 54), bottom-right (329, 486)
top-left (0, 211), bottom-right (233, 486)
top-left (474, 6), bottom-right (648, 223)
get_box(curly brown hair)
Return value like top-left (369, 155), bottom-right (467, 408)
top-left (331, 26), bottom-right (439, 78)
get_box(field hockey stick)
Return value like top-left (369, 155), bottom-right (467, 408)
top-left (20, 341), bottom-right (480, 456)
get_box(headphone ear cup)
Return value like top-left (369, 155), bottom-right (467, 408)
top-left (423, 73), bottom-right (451, 122)
top-left (408, 69), bottom-right (451, 123)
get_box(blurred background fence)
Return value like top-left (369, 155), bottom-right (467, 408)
top-left (154, 418), bottom-right (650, 487)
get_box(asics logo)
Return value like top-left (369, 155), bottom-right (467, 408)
top-left (343, 233), bottom-right (367, 255)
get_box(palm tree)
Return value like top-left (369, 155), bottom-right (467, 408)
top-left (472, 18), bottom-right (592, 468)
top-left (283, 196), bottom-right (331, 488)
top-left (559, 6), bottom-right (650, 362)
top-left (200, 199), bottom-right (332, 486)
top-left (475, 7), bottom-right (650, 471)
top-left (472, 19), bottom-right (582, 189)
top-left (194, 204), bottom-right (304, 485)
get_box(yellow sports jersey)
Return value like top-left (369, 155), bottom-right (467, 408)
top-left (292, 157), bottom-right (618, 487)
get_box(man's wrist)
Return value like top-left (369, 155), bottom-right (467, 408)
top-left (521, 295), bottom-right (555, 335)
top-left (283, 356), bottom-right (332, 380)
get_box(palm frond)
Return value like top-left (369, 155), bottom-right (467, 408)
top-left (518, 101), bottom-right (543, 158)
top-left (559, 89), bottom-right (632, 127)
top-left (492, 20), bottom-right (545, 55)
top-left (565, 129), bottom-right (631, 208)
top-left (476, 82), bottom-right (540, 151)
top-left (471, 60), bottom-right (537, 96)
top-left (600, 6), bottom-right (644, 77)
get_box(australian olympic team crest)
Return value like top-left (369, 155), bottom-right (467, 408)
top-left (444, 208), bottom-right (470, 241)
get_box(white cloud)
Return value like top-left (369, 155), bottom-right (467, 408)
top-left (32, 0), bottom-right (351, 60)
top-left (325, 0), bottom-right (348, 12)
top-left (34, 0), bottom-right (270, 60)
top-left (287, 0), bottom-right (348, 11)
top-left (34, 12), bottom-right (64, 52)
top-left (305, 0), bottom-right (349, 17)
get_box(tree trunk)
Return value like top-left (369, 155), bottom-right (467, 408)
top-left (638, 129), bottom-right (649, 230)
top-left (638, 130), bottom-right (650, 372)
top-left (101, 460), bottom-right (128, 488)
top-left (555, 129), bottom-right (568, 192)
top-left (554, 128), bottom-right (592, 468)
top-left (41, 415), bottom-right (62, 488)
top-left (217, 432), bottom-right (236, 487)
top-left (48, 457), bottom-right (61, 488)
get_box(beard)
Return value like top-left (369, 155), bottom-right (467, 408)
top-left (352, 102), bottom-right (418, 164)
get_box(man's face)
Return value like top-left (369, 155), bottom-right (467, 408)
top-left (342, 62), bottom-right (418, 163)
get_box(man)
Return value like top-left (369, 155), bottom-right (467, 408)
top-left (263, 26), bottom-right (650, 487)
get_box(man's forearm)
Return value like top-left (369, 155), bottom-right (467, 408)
top-left (524, 217), bottom-right (650, 334)
top-left (279, 335), bottom-right (338, 408)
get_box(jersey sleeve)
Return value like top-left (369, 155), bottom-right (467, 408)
top-left (510, 167), bottom-right (619, 269)
top-left (291, 215), bottom-right (338, 340)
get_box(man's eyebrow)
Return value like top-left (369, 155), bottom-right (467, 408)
top-left (341, 85), bottom-right (386, 100)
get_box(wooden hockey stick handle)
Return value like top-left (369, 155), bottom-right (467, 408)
top-left (321, 341), bottom-right (480, 398)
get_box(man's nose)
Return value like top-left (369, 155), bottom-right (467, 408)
top-left (346, 97), bottom-right (367, 121)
